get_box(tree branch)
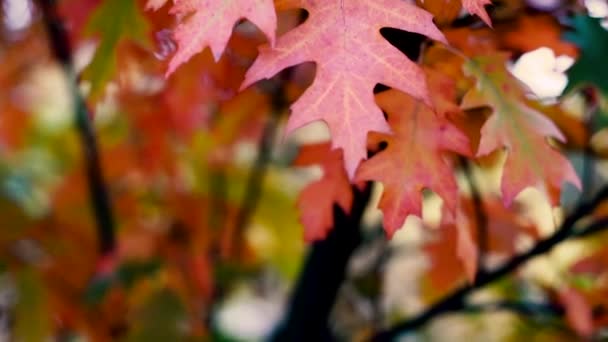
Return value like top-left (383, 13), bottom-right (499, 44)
top-left (372, 185), bottom-right (608, 341)
top-left (270, 183), bottom-right (372, 342)
top-left (463, 300), bottom-right (564, 316)
top-left (36, 0), bottom-right (116, 256)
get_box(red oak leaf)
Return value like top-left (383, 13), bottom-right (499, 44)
top-left (242, 0), bottom-right (446, 178)
top-left (462, 0), bottom-right (493, 27)
top-left (164, 0), bottom-right (277, 75)
top-left (571, 248), bottom-right (608, 276)
top-left (425, 195), bottom-right (539, 290)
top-left (462, 54), bottom-right (581, 206)
top-left (356, 90), bottom-right (470, 237)
top-left (455, 196), bottom-right (539, 282)
top-left (294, 143), bottom-right (356, 241)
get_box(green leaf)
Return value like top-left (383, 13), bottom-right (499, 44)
top-left (83, 0), bottom-right (149, 99)
top-left (564, 16), bottom-right (608, 95)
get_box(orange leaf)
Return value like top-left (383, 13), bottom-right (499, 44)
top-left (498, 14), bottom-right (578, 57)
top-left (356, 90), bottom-right (470, 237)
top-left (294, 143), bottom-right (355, 241)
top-left (416, 0), bottom-right (462, 26)
top-left (558, 287), bottom-right (594, 337)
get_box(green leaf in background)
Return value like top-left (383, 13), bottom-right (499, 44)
top-left (564, 16), bottom-right (608, 95)
top-left (14, 270), bottom-right (51, 342)
top-left (83, 0), bottom-right (149, 100)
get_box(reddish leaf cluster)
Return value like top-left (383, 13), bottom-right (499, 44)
top-left (2, 0), bottom-right (606, 340)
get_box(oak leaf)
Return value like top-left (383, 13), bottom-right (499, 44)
top-left (423, 222), bottom-right (467, 294)
top-left (165, 0), bottom-right (277, 75)
top-left (356, 90), bottom-right (470, 237)
top-left (462, 54), bottom-right (581, 206)
top-left (454, 196), bottom-right (539, 281)
top-left (242, 0), bottom-right (446, 178)
top-left (294, 143), bottom-right (355, 241)
top-left (558, 287), bottom-right (594, 337)
top-left (425, 196), bottom-right (539, 291)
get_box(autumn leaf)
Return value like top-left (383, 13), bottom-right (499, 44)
top-left (462, 54), bottom-right (581, 206)
top-left (462, 0), bottom-right (493, 27)
top-left (456, 196), bottom-right (538, 280)
top-left (425, 195), bottom-right (539, 290)
top-left (242, 0), bottom-right (446, 178)
top-left (424, 222), bottom-right (467, 294)
top-left (425, 68), bottom-right (462, 116)
top-left (571, 248), bottom-right (608, 277)
top-left (356, 90), bottom-right (470, 237)
top-left (416, 0), bottom-right (461, 26)
top-left (558, 287), bottom-right (594, 337)
top-left (570, 248), bottom-right (608, 329)
top-left (498, 14), bottom-right (577, 57)
top-left (294, 143), bottom-right (354, 241)
top-left (164, 0), bottom-right (277, 75)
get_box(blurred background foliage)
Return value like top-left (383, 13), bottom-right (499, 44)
top-left (0, 0), bottom-right (608, 341)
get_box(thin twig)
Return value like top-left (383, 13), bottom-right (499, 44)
top-left (574, 216), bottom-right (608, 238)
top-left (372, 186), bottom-right (608, 341)
top-left (36, 0), bottom-right (116, 256)
top-left (464, 300), bottom-right (564, 316)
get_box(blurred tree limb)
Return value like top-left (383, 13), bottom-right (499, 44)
top-left (271, 184), bottom-right (372, 342)
top-left (373, 186), bottom-right (608, 341)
